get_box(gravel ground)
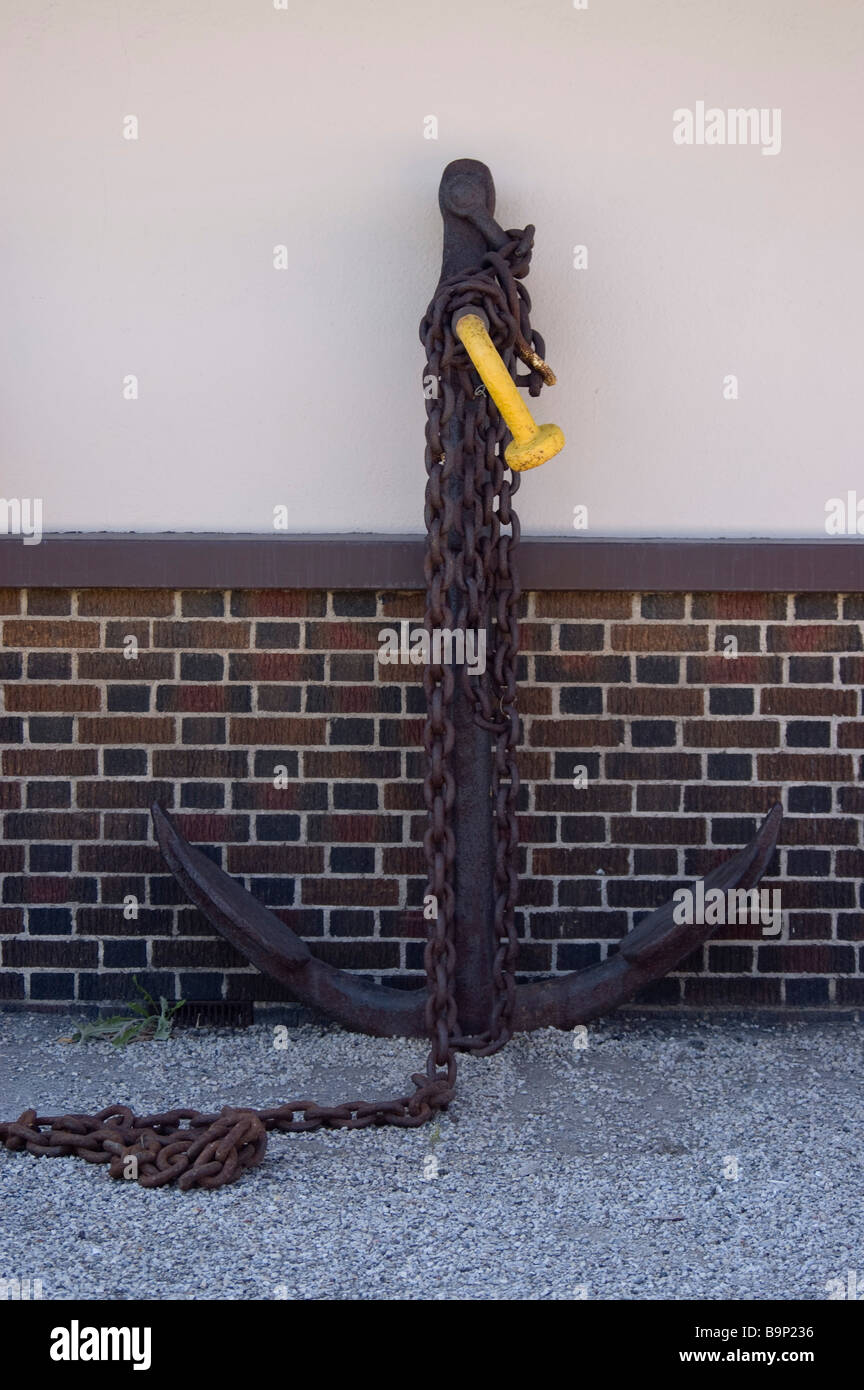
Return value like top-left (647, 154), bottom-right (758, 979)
top-left (0, 1012), bottom-right (862, 1301)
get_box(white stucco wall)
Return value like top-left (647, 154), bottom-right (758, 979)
top-left (1, 0), bottom-right (861, 537)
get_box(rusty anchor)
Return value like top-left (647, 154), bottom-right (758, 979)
top-left (0, 160), bottom-right (783, 1190)
top-left (151, 159), bottom-right (783, 1040)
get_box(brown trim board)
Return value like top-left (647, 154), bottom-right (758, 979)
top-left (1, 535), bottom-right (863, 592)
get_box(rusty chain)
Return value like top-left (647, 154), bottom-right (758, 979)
top-left (0, 228), bottom-right (547, 1190)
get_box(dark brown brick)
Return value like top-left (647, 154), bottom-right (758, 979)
top-left (305, 621), bottom-right (381, 651)
top-left (3, 619), bottom-right (100, 648)
top-left (78, 589), bottom-right (174, 616)
top-left (758, 944), bottom-right (855, 973)
top-left (153, 749), bottom-right (248, 777)
top-left (229, 589), bottom-right (326, 617)
top-left (4, 748), bottom-right (98, 776)
top-left (529, 719), bottom-right (624, 748)
top-left (536, 783), bottom-right (630, 812)
top-left (760, 687), bottom-right (855, 715)
top-left (605, 752), bottom-right (701, 780)
top-left (691, 593), bottom-right (787, 620)
top-left (103, 620), bottom-right (149, 649)
top-left (683, 978), bottom-right (781, 1006)
top-left (608, 687), bottom-right (702, 715)
top-left (79, 652), bottom-right (175, 680)
top-left (534, 592), bottom-right (633, 619)
top-left (686, 655), bottom-right (782, 684)
top-left (78, 716), bottom-right (174, 745)
top-left (307, 814), bottom-right (402, 844)
top-left (156, 684), bottom-right (250, 713)
top-left (303, 750), bottom-right (400, 779)
top-left (229, 717), bottom-right (325, 745)
top-left (227, 845), bottom-right (324, 873)
top-left (767, 624), bottom-right (862, 652)
top-left (4, 683), bottom-right (101, 712)
top-left (682, 720), bottom-right (779, 748)
top-left (779, 817), bottom-right (858, 845)
top-left (378, 592), bottom-right (425, 619)
top-left (2, 939), bottom-right (97, 968)
top-left (4, 812), bottom-right (98, 840)
top-left (77, 780), bottom-right (173, 809)
top-left (229, 652), bottom-right (324, 681)
top-left (153, 939), bottom-right (246, 968)
top-left (25, 590), bottom-right (72, 616)
top-left (535, 655), bottom-right (630, 683)
top-left (757, 754), bottom-right (852, 782)
top-left (611, 623), bottom-right (708, 652)
top-left (532, 847), bottom-right (629, 876)
top-left (301, 879), bottom-right (399, 906)
top-left (683, 786), bottom-right (780, 813)
top-left (152, 621), bottom-right (250, 649)
top-left (612, 816), bottom-right (705, 845)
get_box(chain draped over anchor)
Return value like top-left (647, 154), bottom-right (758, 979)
top-left (0, 228), bottom-right (548, 1191)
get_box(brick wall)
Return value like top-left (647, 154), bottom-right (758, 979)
top-left (1, 585), bottom-right (862, 1014)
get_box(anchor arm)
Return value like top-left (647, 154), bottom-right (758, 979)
top-left (511, 803), bottom-right (782, 1032)
top-left (152, 805), bottom-right (426, 1037)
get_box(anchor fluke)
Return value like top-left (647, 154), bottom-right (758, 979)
top-left (151, 803), bottom-right (427, 1037)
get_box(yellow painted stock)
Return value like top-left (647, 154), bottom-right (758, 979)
top-left (453, 313), bottom-right (565, 472)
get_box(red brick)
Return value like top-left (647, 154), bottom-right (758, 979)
top-left (837, 723), bottom-right (864, 747)
top-left (0, 589), bottom-right (22, 614)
